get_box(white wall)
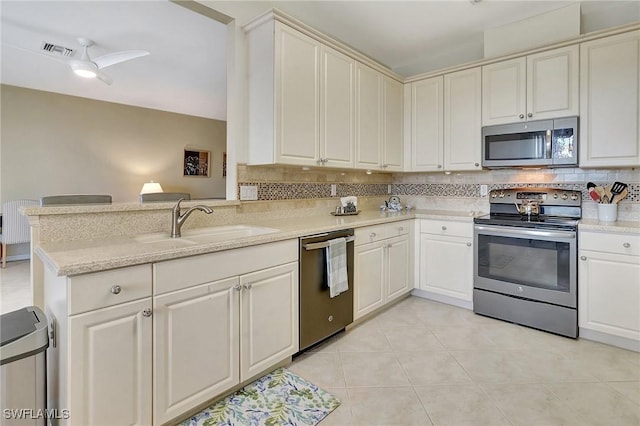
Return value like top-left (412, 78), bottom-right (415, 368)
top-left (1, 84), bottom-right (227, 204)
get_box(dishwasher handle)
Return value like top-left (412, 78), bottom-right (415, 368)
top-left (303, 235), bottom-right (355, 251)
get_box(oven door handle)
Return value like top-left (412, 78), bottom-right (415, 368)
top-left (474, 225), bottom-right (575, 240)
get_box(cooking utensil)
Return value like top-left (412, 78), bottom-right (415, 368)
top-left (610, 181), bottom-right (628, 203)
top-left (603, 184), bottom-right (613, 203)
top-left (589, 189), bottom-right (600, 202)
top-left (587, 182), bottom-right (596, 191)
top-left (612, 187), bottom-right (628, 204)
top-left (594, 186), bottom-right (606, 203)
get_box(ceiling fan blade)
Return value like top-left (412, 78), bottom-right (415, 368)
top-left (93, 50), bottom-right (149, 69)
top-left (96, 71), bottom-right (113, 85)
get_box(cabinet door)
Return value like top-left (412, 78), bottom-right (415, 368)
top-left (580, 31), bottom-right (640, 167)
top-left (240, 262), bottom-right (298, 380)
top-left (354, 242), bottom-right (385, 319)
top-left (320, 45), bottom-right (355, 168)
top-left (411, 76), bottom-right (444, 171)
top-left (444, 67), bottom-right (482, 171)
top-left (382, 76), bottom-right (404, 171)
top-left (153, 277), bottom-right (239, 425)
top-left (482, 57), bottom-right (527, 125)
top-left (527, 45), bottom-right (579, 121)
top-left (68, 299), bottom-right (152, 426)
top-left (419, 234), bottom-right (473, 302)
top-left (355, 63), bottom-right (383, 169)
top-left (386, 235), bottom-right (411, 302)
top-left (579, 251), bottom-right (640, 341)
top-left (275, 23), bottom-right (320, 165)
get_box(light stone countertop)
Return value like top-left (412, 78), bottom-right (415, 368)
top-left (36, 209), bottom-right (485, 277)
top-left (578, 219), bottom-right (640, 234)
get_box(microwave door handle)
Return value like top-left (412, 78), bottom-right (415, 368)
top-left (545, 129), bottom-right (552, 159)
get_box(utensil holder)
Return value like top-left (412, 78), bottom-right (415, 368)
top-left (597, 203), bottom-right (618, 222)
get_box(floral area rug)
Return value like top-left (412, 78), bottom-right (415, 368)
top-left (179, 367), bottom-right (341, 426)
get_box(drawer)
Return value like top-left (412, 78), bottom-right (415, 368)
top-left (580, 231), bottom-right (640, 256)
top-left (154, 239), bottom-right (298, 294)
top-left (420, 219), bottom-right (472, 238)
top-left (385, 220), bottom-right (411, 238)
top-left (355, 224), bottom-right (386, 245)
top-left (68, 264), bottom-right (152, 315)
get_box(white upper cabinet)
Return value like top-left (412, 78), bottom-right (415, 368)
top-left (382, 76), bottom-right (404, 171)
top-left (444, 67), bottom-right (482, 171)
top-left (320, 46), bottom-right (355, 168)
top-left (580, 30), bottom-right (640, 168)
top-left (482, 45), bottom-right (579, 125)
top-left (355, 62), bottom-right (383, 169)
top-left (409, 76), bottom-right (444, 171)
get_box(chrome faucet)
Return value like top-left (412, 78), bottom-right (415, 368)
top-left (171, 198), bottom-right (214, 238)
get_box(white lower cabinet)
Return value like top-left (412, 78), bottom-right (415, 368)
top-left (578, 230), bottom-right (640, 348)
top-left (418, 219), bottom-right (473, 307)
top-left (45, 240), bottom-right (298, 426)
top-left (354, 221), bottom-right (412, 319)
top-left (153, 277), bottom-right (240, 425)
top-left (68, 298), bottom-right (153, 426)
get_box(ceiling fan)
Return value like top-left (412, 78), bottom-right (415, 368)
top-left (13, 37), bottom-right (149, 85)
top-left (65, 37), bottom-right (149, 85)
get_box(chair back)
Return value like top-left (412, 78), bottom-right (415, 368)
top-left (1, 199), bottom-right (39, 245)
top-left (40, 194), bottom-right (112, 206)
top-left (139, 193), bottom-right (191, 203)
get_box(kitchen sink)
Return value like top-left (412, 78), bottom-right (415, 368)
top-left (134, 225), bottom-right (279, 247)
top-left (181, 225), bottom-right (279, 243)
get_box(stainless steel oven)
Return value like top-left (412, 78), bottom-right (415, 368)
top-left (473, 188), bottom-right (581, 338)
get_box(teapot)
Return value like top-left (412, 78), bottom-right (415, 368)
top-left (386, 195), bottom-right (403, 212)
top-left (514, 200), bottom-right (540, 216)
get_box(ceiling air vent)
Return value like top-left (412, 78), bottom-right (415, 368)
top-left (40, 42), bottom-right (74, 57)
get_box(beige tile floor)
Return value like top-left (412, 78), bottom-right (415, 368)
top-left (0, 260), bottom-right (31, 314)
top-left (3, 263), bottom-right (639, 425)
top-left (290, 296), bottom-right (640, 426)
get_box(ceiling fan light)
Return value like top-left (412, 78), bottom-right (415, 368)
top-left (73, 69), bottom-right (97, 78)
top-left (70, 61), bottom-right (98, 78)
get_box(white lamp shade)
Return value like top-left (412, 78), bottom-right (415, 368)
top-left (140, 181), bottom-right (164, 194)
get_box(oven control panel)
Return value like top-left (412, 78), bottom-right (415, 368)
top-left (489, 188), bottom-right (581, 206)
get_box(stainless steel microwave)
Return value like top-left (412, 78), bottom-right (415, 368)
top-left (482, 116), bottom-right (578, 168)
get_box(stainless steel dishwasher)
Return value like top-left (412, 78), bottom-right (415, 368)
top-left (298, 229), bottom-right (354, 352)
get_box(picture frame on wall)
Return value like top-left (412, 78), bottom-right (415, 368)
top-left (184, 149), bottom-right (210, 177)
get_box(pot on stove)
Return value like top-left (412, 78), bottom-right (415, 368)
top-left (514, 200), bottom-right (540, 216)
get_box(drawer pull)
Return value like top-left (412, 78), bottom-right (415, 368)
top-left (623, 242), bottom-right (631, 248)
top-left (370, 232), bottom-right (377, 238)
top-left (142, 308), bottom-right (152, 317)
top-left (466, 242), bottom-right (472, 247)
top-left (441, 226), bottom-right (447, 231)
top-left (233, 284), bottom-right (242, 291)
top-left (110, 285), bottom-right (122, 295)
top-left (243, 283), bottom-right (253, 290)
top-left (580, 256), bottom-right (587, 261)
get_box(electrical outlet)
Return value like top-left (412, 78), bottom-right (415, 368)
top-left (330, 184), bottom-right (337, 196)
top-left (480, 185), bottom-right (488, 197)
top-left (240, 185), bottom-right (258, 201)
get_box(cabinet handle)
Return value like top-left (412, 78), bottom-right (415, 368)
top-left (233, 284), bottom-right (242, 291)
top-left (142, 308), bottom-right (152, 317)
top-left (441, 226), bottom-right (447, 231)
top-left (474, 163), bottom-right (479, 167)
top-left (370, 232), bottom-right (376, 238)
top-left (580, 256), bottom-right (587, 261)
top-left (243, 283), bottom-right (253, 290)
top-left (382, 164), bottom-right (388, 168)
top-left (466, 242), bottom-right (472, 247)
top-left (437, 165), bottom-right (442, 169)
top-left (519, 114), bottom-right (525, 119)
top-left (623, 242), bottom-right (631, 248)
top-left (110, 285), bottom-right (122, 295)
top-left (387, 243), bottom-right (393, 249)
top-left (527, 112), bottom-right (533, 118)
